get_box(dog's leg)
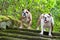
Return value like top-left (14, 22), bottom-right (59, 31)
top-left (27, 16), bottom-right (32, 29)
top-left (51, 23), bottom-right (53, 31)
top-left (27, 20), bottom-right (32, 29)
top-left (51, 17), bottom-right (54, 31)
top-left (40, 24), bottom-right (44, 35)
top-left (40, 19), bottom-right (44, 35)
top-left (19, 21), bottom-right (23, 28)
top-left (40, 26), bottom-right (44, 35)
top-left (19, 17), bottom-right (24, 28)
top-left (49, 26), bottom-right (52, 37)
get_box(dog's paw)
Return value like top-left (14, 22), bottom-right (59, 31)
top-left (27, 27), bottom-right (31, 29)
top-left (19, 26), bottom-right (23, 29)
top-left (49, 34), bottom-right (52, 37)
top-left (40, 33), bottom-right (43, 35)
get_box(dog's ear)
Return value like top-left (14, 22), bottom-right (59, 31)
top-left (49, 13), bottom-right (52, 16)
top-left (27, 9), bottom-right (30, 11)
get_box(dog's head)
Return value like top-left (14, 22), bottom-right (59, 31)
top-left (42, 14), bottom-right (52, 23)
top-left (22, 9), bottom-right (30, 17)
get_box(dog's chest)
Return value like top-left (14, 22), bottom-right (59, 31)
top-left (22, 17), bottom-right (29, 22)
top-left (44, 22), bottom-right (51, 28)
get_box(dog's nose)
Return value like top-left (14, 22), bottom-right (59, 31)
top-left (45, 17), bottom-right (47, 21)
top-left (24, 13), bottom-right (26, 16)
top-left (23, 13), bottom-right (26, 17)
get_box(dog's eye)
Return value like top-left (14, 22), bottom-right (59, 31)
top-left (26, 11), bottom-right (28, 13)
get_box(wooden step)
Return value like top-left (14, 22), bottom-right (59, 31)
top-left (0, 28), bottom-right (60, 40)
top-left (6, 28), bottom-right (60, 36)
top-left (0, 31), bottom-right (50, 40)
top-left (0, 36), bottom-right (26, 40)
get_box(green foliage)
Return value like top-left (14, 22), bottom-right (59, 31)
top-left (0, 0), bottom-right (60, 32)
top-left (0, 15), bottom-right (9, 21)
top-left (0, 15), bottom-right (28, 29)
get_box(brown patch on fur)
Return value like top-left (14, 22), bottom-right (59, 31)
top-left (20, 9), bottom-right (32, 29)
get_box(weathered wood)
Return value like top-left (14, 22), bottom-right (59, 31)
top-left (0, 36), bottom-right (26, 40)
top-left (0, 28), bottom-right (60, 40)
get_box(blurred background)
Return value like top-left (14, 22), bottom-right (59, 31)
top-left (0, 0), bottom-right (60, 32)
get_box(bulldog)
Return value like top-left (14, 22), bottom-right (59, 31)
top-left (37, 13), bottom-right (54, 36)
top-left (19, 9), bottom-right (32, 29)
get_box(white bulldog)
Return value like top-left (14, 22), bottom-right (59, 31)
top-left (19, 9), bottom-right (32, 29)
top-left (37, 13), bottom-right (54, 36)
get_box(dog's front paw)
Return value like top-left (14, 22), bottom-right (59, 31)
top-left (40, 33), bottom-right (43, 35)
top-left (27, 27), bottom-right (31, 29)
top-left (49, 34), bottom-right (52, 37)
top-left (19, 26), bottom-right (23, 29)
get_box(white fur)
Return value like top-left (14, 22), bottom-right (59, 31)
top-left (39, 14), bottom-right (54, 36)
top-left (19, 9), bottom-right (32, 29)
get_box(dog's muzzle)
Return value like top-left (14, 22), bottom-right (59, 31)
top-left (44, 17), bottom-right (48, 23)
top-left (23, 13), bottom-right (26, 17)
top-left (44, 21), bottom-right (49, 23)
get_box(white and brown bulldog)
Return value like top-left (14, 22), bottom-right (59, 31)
top-left (19, 9), bottom-right (32, 29)
top-left (37, 13), bottom-right (54, 36)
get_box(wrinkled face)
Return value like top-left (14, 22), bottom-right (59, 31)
top-left (43, 14), bottom-right (51, 23)
top-left (22, 9), bottom-right (29, 17)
